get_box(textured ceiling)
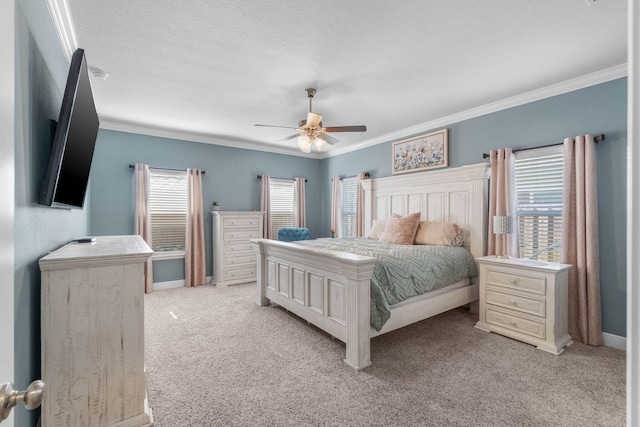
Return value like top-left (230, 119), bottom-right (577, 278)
top-left (66, 0), bottom-right (627, 157)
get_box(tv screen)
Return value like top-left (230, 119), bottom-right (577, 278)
top-left (38, 48), bottom-right (99, 209)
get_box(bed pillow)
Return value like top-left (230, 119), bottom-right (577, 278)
top-left (367, 220), bottom-right (386, 239)
top-left (414, 221), bottom-right (464, 246)
top-left (379, 212), bottom-right (421, 245)
top-left (367, 214), bottom-right (401, 239)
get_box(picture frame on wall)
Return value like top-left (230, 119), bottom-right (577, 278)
top-left (392, 128), bottom-right (448, 174)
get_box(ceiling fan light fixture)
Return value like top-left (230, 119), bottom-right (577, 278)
top-left (307, 112), bottom-right (323, 128)
top-left (256, 88), bottom-right (366, 152)
top-left (312, 136), bottom-right (326, 152)
top-left (297, 135), bottom-right (311, 153)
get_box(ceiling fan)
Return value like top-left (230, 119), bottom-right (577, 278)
top-left (255, 88), bottom-right (367, 153)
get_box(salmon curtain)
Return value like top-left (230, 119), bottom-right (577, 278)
top-left (561, 135), bottom-right (603, 346)
top-left (330, 176), bottom-right (341, 237)
top-left (134, 163), bottom-right (153, 294)
top-left (294, 177), bottom-right (306, 228)
top-left (355, 172), bottom-right (369, 237)
top-left (260, 175), bottom-right (272, 238)
top-left (185, 168), bottom-right (206, 288)
top-left (487, 148), bottom-right (519, 258)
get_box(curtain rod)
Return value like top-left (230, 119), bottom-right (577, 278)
top-left (129, 164), bottom-right (205, 174)
top-left (333, 172), bottom-right (370, 181)
top-left (481, 134), bottom-right (605, 159)
top-left (257, 174), bottom-right (307, 182)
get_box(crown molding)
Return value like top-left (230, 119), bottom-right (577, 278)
top-left (322, 64), bottom-right (628, 158)
top-left (46, 0), bottom-right (77, 61)
top-left (99, 119), bottom-right (320, 159)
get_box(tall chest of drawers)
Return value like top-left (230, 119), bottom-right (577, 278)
top-left (474, 256), bottom-right (573, 354)
top-left (212, 211), bottom-right (264, 287)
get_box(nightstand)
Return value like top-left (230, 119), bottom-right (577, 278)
top-left (474, 255), bottom-right (573, 354)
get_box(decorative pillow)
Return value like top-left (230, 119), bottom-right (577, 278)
top-left (367, 220), bottom-right (386, 239)
top-left (379, 213), bottom-right (421, 245)
top-left (367, 214), bottom-right (401, 239)
top-left (414, 221), bottom-right (464, 246)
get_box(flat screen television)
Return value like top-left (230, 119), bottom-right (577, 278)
top-left (38, 48), bottom-right (99, 209)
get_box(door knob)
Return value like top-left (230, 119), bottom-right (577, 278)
top-left (0, 380), bottom-right (45, 422)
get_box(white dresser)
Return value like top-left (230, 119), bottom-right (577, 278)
top-left (474, 255), bottom-right (573, 355)
top-left (212, 211), bottom-right (264, 287)
top-left (39, 235), bottom-right (153, 427)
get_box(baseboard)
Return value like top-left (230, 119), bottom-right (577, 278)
top-left (153, 276), bottom-right (213, 291)
top-left (153, 279), bottom-right (184, 291)
top-left (603, 332), bottom-right (626, 351)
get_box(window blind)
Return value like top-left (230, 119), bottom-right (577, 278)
top-left (341, 177), bottom-right (357, 238)
top-left (515, 146), bottom-right (564, 262)
top-left (149, 169), bottom-right (187, 252)
top-left (269, 178), bottom-right (295, 238)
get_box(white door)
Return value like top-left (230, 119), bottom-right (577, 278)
top-left (1, 0), bottom-right (15, 426)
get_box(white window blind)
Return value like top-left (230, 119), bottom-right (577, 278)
top-left (341, 176), bottom-right (357, 238)
top-left (269, 178), bottom-right (295, 238)
top-left (149, 169), bottom-right (187, 252)
top-left (515, 146), bottom-right (564, 262)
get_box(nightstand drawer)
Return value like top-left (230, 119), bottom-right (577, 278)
top-left (486, 288), bottom-right (546, 317)
top-left (486, 269), bottom-right (546, 295)
top-left (486, 307), bottom-right (546, 339)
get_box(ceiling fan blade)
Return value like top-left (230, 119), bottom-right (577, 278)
top-left (254, 124), bottom-right (298, 130)
top-left (306, 112), bottom-right (323, 128)
top-left (276, 133), bottom-right (300, 143)
top-left (323, 125), bottom-right (367, 133)
top-left (318, 132), bottom-right (340, 145)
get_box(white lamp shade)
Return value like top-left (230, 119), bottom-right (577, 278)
top-left (297, 135), bottom-right (311, 153)
top-left (493, 215), bottom-right (514, 235)
top-left (312, 136), bottom-right (327, 151)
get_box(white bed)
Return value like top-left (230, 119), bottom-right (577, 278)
top-left (251, 163), bottom-right (490, 369)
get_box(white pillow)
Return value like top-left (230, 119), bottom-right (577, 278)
top-left (367, 220), bottom-right (386, 239)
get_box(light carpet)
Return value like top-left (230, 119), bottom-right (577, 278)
top-left (144, 283), bottom-right (625, 427)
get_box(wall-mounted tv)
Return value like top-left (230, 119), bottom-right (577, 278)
top-left (38, 48), bottom-right (99, 209)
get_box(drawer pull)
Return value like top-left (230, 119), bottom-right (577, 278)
top-left (509, 299), bottom-right (518, 306)
top-left (510, 279), bottom-right (518, 284)
top-left (509, 320), bottom-right (517, 326)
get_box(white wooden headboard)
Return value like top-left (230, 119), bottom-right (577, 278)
top-left (361, 163), bottom-right (491, 259)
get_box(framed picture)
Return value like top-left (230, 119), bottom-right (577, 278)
top-left (392, 128), bottom-right (448, 174)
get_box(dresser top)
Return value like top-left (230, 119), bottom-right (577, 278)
top-left (476, 255), bottom-right (571, 272)
top-left (211, 210), bottom-right (264, 216)
top-left (39, 235), bottom-right (153, 271)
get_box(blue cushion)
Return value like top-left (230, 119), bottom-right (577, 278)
top-left (278, 227), bottom-right (310, 242)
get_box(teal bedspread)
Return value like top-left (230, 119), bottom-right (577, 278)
top-left (295, 238), bottom-right (477, 331)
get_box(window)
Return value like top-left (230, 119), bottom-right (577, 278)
top-left (149, 169), bottom-right (187, 255)
top-left (269, 178), bottom-right (295, 238)
top-left (341, 177), bottom-right (357, 237)
top-left (514, 146), bottom-right (564, 262)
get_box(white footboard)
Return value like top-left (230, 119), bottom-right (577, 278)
top-left (251, 239), bottom-right (376, 370)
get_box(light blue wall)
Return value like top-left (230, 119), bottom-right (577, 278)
top-left (323, 78), bottom-right (628, 337)
top-left (89, 130), bottom-right (324, 280)
top-left (14, 1), bottom-right (92, 426)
